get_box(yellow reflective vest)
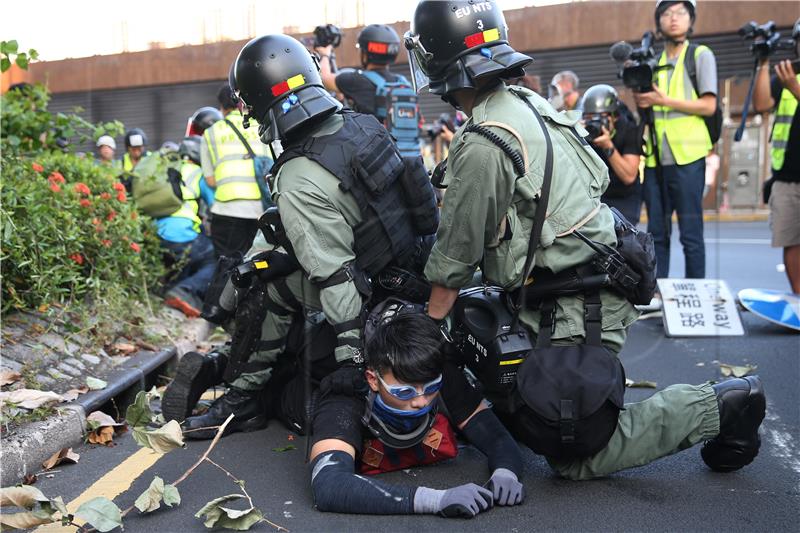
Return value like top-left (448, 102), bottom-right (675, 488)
top-left (167, 161), bottom-right (203, 233)
top-left (771, 74), bottom-right (799, 172)
top-left (203, 110), bottom-right (261, 202)
top-left (645, 41), bottom-right (713, 167)
top-left (122, 151), bottom-right (151, 172)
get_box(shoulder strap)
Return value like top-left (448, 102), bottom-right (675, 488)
top-left (510, 92), bottom-right (555, 328)
top-left (224, 118), bottom-right (256, 159)
top-left (360, 70), bottom-right (387, 90)
top-left (683, 42), bottom-right (701, 96)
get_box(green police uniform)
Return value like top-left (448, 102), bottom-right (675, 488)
top-left (228, 114), bottom-right (364, 391)
top-left (425, 84), bottom-right (719, 480)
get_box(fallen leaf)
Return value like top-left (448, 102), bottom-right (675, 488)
top-left (272, 445), bottom-right (296, 453)
top-left (86, 377), bottom-right (107, 390)
top-left (0, 509), bottom-right (56, 529)
top-left (111, 342), bottom-right (137, 355)
top-left (86, 411), bottom-right (126, 446)
top-left (138, 340), bottom-right (158, 352)
top-left (74, 497), bottom-right (122, 532)
top-left (134, 476), bottom-right (181, 513)
top-left (0, 369), bottom-right (22, 386)
top-left (42, 448), bottom-right (80, 470)
top-left (131, 420), bottom-right (185, 453)
top-left (0, 389), bottom-right (63, 409)
top-left (719, 362), bottom-right (758, 378)
top-left (125, 390), bottom-right (154, 428)
top-left (0, 486), bottom-right (49, 508)
top-left (60, 387), bottom-right (89, 402)
top-left (147, 385), bottom-right (163, 400)
top-left (625, 379), bottom-right (658, 389)
top-left (195, 494), bottom-right (264, 531)
top-left (38, 304), bottom-right (49, 313)
top-left (86, 411), bottom-right (124, 429)
top-left (23, 474), bottom-right (37, 485)
top-left (88, 426), bottom-right (116, 446)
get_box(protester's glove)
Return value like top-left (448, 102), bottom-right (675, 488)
top-left (414, 484), bottom-right (493, 518)
top-left (320, 362), bottom-right (367, 398)
top-left (486, 468), bottom-right (524, 506)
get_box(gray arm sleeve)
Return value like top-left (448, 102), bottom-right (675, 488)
top-left (695, 48), bottom-right (718, 96)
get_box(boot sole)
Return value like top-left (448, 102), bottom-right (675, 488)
top-left (183, 414), bottom-right (269, 441)
top-left (163, 352), bottom-right (209, 422)
top-left (165, 297), bottom-right (201, 318)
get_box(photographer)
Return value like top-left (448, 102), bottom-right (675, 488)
top-left (582, 84), bottom-right (644, 224)
top-left (634, 0), bottom-right (718, 280)
top-left (315, 23), bottom-right (422, 157)
top-left (753, 19), bottom-right (800, 294)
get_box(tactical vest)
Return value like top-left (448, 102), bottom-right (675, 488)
top-left (272, 111), bottom-right (425, 276)
top-left (646, 41), bottom-right (713, 167)
top-left (165, 161), bottom-right (203, 233)
top-left (359, 70), bottom-right (421, 158)
top-left (204, 111), bottom-right (262, 202)
top-left (772, 74), bottom-right (799, 172)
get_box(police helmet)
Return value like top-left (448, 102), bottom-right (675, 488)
top-left (357, 24), bottom-right (401, 66)
top-left (187, 106), bottom-right (223, 136)
top-left (655, 0), bottom-right (697, 30)
top-left (179, 135), bottom-right (202, 164)
top-left (581, 84), bottom-right (620, 115)
top-left (124, 128), bottom-right (148, 149)
top-left (233, 34), bottom-right (342, 143)
top-left (404, 0), bottom-right (532, 103)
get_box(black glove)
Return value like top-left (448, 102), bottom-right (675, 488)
top-left (320, 362), bottom-right (367, 397)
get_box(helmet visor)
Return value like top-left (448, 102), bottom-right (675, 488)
top-left (403, 32), bottom-right (431, 93)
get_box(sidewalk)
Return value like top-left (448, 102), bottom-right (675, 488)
top-left (0, 306), bottom-right (215, 486)
top-left (640, 209), bottom-right (769, 224)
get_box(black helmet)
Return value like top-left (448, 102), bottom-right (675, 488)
top-left (404, 0), bottom-right (532, 102)
top-left (124, 128), bottom-right (148, 149)
top-left (357, 24), bottom-right (401, 66)
top-left (179, 135), bottom-right (202, 164)
top-left (581, 84), bottom-right (620, 115)
top-left (187, 106), bottom-right (223, 136)
top-left (233, 34), bottom-right (342, 143)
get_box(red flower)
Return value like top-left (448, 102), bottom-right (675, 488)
top-left (49, 183), bottom-right (62, 193)
top-left (129, 242), bottom-right (141, 253)
top-left (32, 162), bottom-right (44, 173)
top-left (92, 218), bottom-right (101, 225)
top-left (113, 182), bottom-right (125, 192)
top-left (116, 191), bottom-right (127, 202)
top-left (74, 183), bottom-right (91, 196)
top-left (106, 210), bottom-right (117, 221)
top-left (130, 211), bottom-right (138, 220)
top-left (69, 253), bottom-right (84, 265)
top-left (101, 239), bottom-right (112, 247)
top-left (100, 192), bottom-right (112, 200)
top-left (79, 199), bottom-right (92, 208)
top-left (49, 172), bottom-right (65, 184)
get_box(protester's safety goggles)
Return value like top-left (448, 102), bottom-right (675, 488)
top-left (377, 372), bottom-right (443, 401)
top-left (403, 31), bottom-right (432, 93)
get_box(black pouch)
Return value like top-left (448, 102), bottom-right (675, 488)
top-left (397, 156), bottom-right (440, 236)
top-left (511, 343), bottom-right (625, 460)
top-left (201, 253), bottom-right (243, 325)
top-left (609, 207), bottom-right (656, 305)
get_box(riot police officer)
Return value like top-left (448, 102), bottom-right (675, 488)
top-left (406, 0), bottom-right (765, 479)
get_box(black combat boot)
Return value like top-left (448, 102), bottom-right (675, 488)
top-left (181, 387), bottom-right (268, 440)
top-left (701, 376), bottom-right (766, 472)
top-left (162, 350), bottom-right (228, 422)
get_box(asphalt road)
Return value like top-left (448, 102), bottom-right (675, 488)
top-left (30, 222), bottom-right (800, 533)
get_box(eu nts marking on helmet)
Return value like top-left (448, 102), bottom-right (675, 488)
top-left (455, 1), bottom-right (493, 19)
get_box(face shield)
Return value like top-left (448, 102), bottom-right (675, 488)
top-left (403, 31), bottom-right (431, 93)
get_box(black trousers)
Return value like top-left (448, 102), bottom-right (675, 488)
top-left (210, 214), bottom-right (260, 260)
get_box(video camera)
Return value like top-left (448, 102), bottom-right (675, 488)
top-left (425, 113), bottom-right (456, 140)
top-left (313, 24), bottom-right (343, 48)
top-left (609, 31), bottom-right (664, 93)
top-left (583, 115), bottom-right (611, 141)
top-left (738, 21), bottom-right (796, 58)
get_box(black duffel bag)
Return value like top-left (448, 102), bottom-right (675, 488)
top-left (510, 342), bottom-right (625, 460)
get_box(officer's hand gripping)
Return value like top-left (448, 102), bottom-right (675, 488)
top-left (320, 362), bottom-right (368, 397)
top-left (485, 468), bottom-right (525, 506)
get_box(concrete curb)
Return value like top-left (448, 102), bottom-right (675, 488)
top-left (0, 347), bottom-right (178, 486)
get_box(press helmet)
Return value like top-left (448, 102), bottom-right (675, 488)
top-left (581, 84), bottom-right (620, 115)
top-left (404, 0), bottom-right (532, 103)
top-left (179, 135), bottom-right (202, 164)
top-left (357, 24), bottom-right (401, 66)
top-left (655, 0), bottom-right (697, 30)
top-left (186, 106), bottom-right (223, 136)
top-left (233, 34), bottom-right (341, 143)
top-left (124, 128), bottom-right (148, 149)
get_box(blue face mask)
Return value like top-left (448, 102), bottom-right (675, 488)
top-left (371, 391), bottom-right (435, 434)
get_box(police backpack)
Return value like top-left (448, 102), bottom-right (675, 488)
top-left (360, 70), bottom-right (421, 158)
top-left (130, 150), bottom-right (184, 218)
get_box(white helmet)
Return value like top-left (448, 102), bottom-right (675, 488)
top-left (96, 135), bottom-right (116, 150)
